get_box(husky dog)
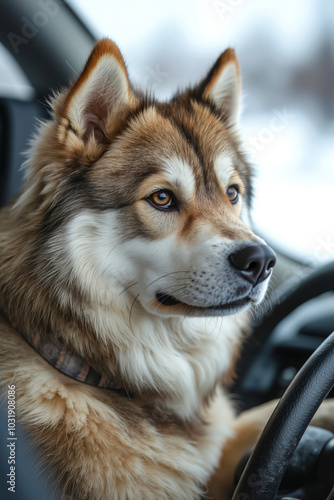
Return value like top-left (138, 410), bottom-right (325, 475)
top-left (1, 39), bottom-right (333, 499)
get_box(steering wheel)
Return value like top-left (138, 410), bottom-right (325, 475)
top-left (232, 330), bottom-right (334, 499)
top-left (231, 260), bottom-right (334, 500)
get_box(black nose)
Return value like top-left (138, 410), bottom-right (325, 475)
top-left (229, 244), bottom-right (276, 285)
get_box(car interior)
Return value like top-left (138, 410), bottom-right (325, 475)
top-left (0, 1), bottom-right (333, 499)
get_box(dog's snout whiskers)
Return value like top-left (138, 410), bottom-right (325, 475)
top-left (146, 271), bottom-right (191, 290)
top-left (119, 281), bottom-right (139, 296)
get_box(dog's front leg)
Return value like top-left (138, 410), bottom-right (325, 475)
top-left (207, 398), bottom-right (334, 500)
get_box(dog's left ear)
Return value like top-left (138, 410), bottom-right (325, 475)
top-left (58, 38), bottom-right (137, 148)
top-left (200, 48), bottom-right (241, 128)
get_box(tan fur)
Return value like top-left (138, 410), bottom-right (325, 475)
top-left (1, 316), bottom-right (236, 499)
top-left (1, 39), bottom-right (333, 500)
top-left (203, 48), bottom-right (241, 100)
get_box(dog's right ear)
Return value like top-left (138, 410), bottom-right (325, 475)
top-left (57, 38), bottom-right (136, 151)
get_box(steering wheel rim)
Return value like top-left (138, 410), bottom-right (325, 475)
top-left (231, 329), bottom-right (334, 500)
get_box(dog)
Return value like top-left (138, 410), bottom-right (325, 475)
top-left (1, 38), bottom-right (333, 500)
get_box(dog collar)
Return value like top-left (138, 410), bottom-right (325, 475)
top-left (14, 323), bottom-right (124, 391)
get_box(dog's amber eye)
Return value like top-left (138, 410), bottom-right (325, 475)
top-left (227, 185), bottom-right (239, 205)
top-left (149, 191), bottom-right (175, 210)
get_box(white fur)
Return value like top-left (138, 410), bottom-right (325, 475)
top-left (59, 210), bottom-right (249, 419)
top-left (213, 152), bottom-right (235, 190)
top-left (162, 156), bottom-right (196, 201)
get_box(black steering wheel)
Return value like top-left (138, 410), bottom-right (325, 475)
top-left (231, 260), bottom-right (334, 500)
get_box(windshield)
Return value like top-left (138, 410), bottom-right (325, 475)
top-left (69, 0), bottom-right (334, 265)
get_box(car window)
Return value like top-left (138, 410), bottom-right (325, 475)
top-left (0, 43), bottom-right (34, 99)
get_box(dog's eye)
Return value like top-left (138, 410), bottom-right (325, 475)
top-left (227, 185), bottom-right (239, 205)
top-left (148, 190), bottom-right (176, 210)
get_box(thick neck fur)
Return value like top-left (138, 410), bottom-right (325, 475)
top-left (0, 202), bottom-right (246, 422)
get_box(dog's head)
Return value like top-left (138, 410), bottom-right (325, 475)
top-left (22, 39), bottom-right (275, 320)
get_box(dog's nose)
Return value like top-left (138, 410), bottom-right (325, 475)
top-left (229, 244), bottom-right (276, 285)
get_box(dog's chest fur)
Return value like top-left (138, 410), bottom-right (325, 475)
top-left (0, 313), bottom-right (241, 499)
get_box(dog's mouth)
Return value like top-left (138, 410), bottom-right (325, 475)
top-left (155, 292), bottom-right (251, 312)
top-left (156, 293), bottom-right (181, 306)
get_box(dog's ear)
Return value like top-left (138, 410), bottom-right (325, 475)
top-left (200, 49), bottom-right (241, 128)
top-left (58, 38), bottom-right (136, 148)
